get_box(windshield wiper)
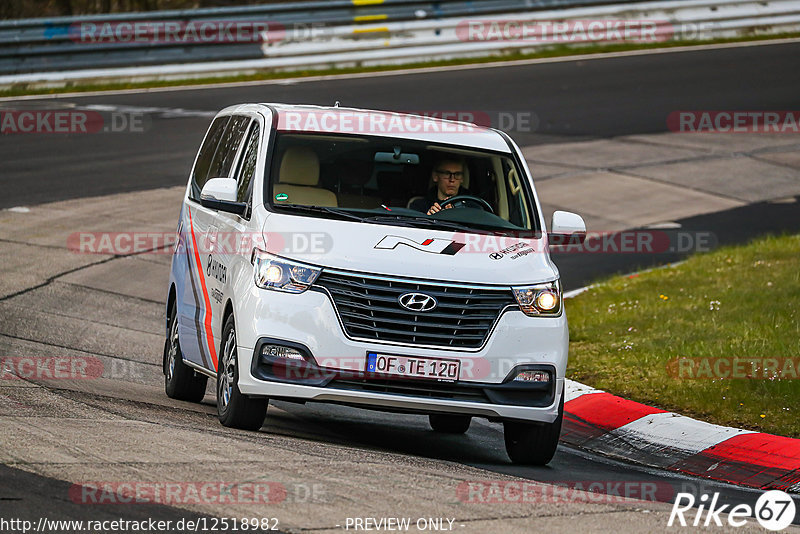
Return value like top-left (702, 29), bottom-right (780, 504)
top-left (365, 215), bottom-right (491, 234)
top-left (281, 206), bottom-right (506, 234)
top-left (280, 204), bottom-right (371, 223)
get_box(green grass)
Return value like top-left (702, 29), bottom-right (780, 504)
top-left (2, 32), bottom-right (800, 98)
top-left (566, 233), bottom-right (800, 438)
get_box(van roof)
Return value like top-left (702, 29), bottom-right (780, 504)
top-left (223, 103), bottom-right (513, 152)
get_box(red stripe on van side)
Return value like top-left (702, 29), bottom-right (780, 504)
top-left (188, 208), bottom-right (218, 371)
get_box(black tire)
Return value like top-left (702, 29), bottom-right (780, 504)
top-left (503, 392), bottom-right (564, 465)
top-left (429, 414), bottom-right (472, 434)
top-left (217, 314), bottom-right (268, 430)
top-left (164, 300), bottom-right (208, 402)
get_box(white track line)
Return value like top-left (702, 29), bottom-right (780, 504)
top-left (564, 378), bottom-right (604, 402)
top-left (594, 412), bottom-right (755, 456)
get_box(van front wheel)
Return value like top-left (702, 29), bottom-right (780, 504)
top-left (503, 392), bottom-right (563, 465)
top-left (216, 314), bottom-right (268, 430)
top-left (429, 414), bottom-right (471, 434)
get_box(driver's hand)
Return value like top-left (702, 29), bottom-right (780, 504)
top-left (427, 201), bottom-right (453, 215)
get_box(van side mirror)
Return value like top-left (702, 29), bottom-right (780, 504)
top-left (549, 210), bottom-right (586, 245)
top-left (200, 178), bottom-right (247, 216)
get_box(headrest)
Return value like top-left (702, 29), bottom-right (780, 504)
top-left (339, 160), bottom-right (371, 188)
top-left (279, 146), bottom-right (320, 186)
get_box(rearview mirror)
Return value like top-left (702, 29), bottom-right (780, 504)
top-left (549, 210), bottom-right (586, 245)
top-left (374, 151), bottom-right (419, 165)
top-left (200, 178), bottom-right (247, 216)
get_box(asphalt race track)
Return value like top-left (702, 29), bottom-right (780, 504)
top-left (2, 41), bottom-right (800, 208)
top-left (2, 41), bottom-right (800, 531)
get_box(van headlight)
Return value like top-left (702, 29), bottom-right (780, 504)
top-left (252, 249), bottom-right (321, 293)
top-left (512, 280), bottom-right (561, 316)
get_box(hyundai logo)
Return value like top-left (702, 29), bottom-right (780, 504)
top-left (398, 292), bottom-right (438, 312)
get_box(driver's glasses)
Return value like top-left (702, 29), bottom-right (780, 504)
top-left (435, 169), bottom-right (464, 181)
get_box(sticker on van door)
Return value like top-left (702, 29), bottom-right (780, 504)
top-left (206, 255), bottom-right (227, 284)
top-left (374, 235), bottom-right (465, 255)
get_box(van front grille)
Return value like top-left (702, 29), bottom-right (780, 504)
top-left (313, 271), bottom-right (516, 348)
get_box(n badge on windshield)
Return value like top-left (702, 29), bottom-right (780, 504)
top-left (375, 235), bottom-right (465, 255)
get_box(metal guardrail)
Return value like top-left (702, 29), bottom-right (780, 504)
top-left (1, 0), bottom-right (799, 85)
top-left (0, 0), bottom-right (657, 76)
top-left (258, 0), bottom-right (800, 62)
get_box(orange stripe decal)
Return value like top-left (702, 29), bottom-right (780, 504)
top-left (188, 208), bottom-right (218, 370)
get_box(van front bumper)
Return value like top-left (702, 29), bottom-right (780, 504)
top-left (235, 286), bottom-right (567, 423)
top-left (240, 371), bottom-right (564, 423)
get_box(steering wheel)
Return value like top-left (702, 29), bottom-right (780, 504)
top-left (439, 195), bottom-right (494, 214)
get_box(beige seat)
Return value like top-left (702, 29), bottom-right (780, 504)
top-left (335, 160), bottom-right (382, 209)
top-left (274, 146), bottom-right (337, 207)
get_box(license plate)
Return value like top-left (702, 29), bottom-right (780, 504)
top-left (365, 352), bottom-right (460, 382)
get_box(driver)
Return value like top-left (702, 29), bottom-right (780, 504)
top-left (409, 155), bottom-right (469, 215)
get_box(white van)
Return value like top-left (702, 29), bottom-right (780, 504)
top-left (164, 104), bottom-right (586, 465)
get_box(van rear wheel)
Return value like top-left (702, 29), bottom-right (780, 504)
top-left (164, 300), bottom-right (207, 402)
top-left (217, 314), bottom-right (268, 430)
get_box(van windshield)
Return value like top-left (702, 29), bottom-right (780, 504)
top-left (266, 133), bottom-right (539, 235)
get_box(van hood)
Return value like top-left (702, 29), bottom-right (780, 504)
top-left (261, 214), bottom-right (558, 285)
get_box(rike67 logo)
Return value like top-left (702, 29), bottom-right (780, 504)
top-left (668, 490), bottom-right (796, 531)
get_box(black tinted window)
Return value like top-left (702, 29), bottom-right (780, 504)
top-left (208, 116), bottom-right (251, 182)
top-left (235, 122), bottom-right (260, 203)
top-left (267, 133), bottom-right (538, 233)
top-left (191, 116), bottom-right (229, 199)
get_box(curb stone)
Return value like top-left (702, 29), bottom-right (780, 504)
top-left (563, 290), bottom-right (800, 493)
